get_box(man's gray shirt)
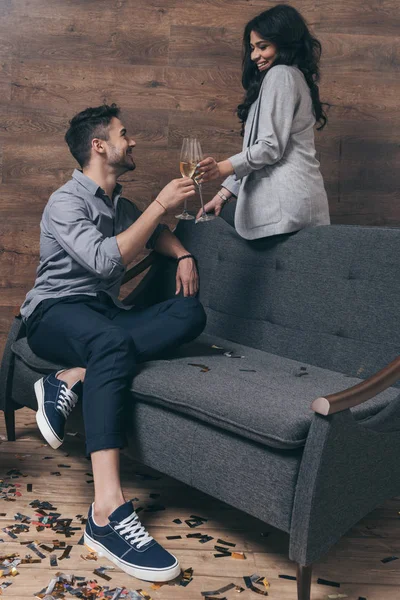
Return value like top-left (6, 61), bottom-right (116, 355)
top-left (20, 169), bottom-right (167, 322)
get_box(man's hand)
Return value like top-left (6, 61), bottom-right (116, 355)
top-left (156, 177), bottom-right (196, 212)
top-left (176, 258), bottom-right (199, 297)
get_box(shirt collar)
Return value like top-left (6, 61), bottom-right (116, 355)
top-left (72, 169), bottom-right (123, 206)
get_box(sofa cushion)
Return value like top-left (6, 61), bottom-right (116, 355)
top-left (131, 333), bottom-right (399, 450)
top-left (12, 333), bottom-right (399, 450)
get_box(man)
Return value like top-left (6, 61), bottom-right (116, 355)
top-left (20, 104), bottom-right (207, 582)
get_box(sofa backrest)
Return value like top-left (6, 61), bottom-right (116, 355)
top-left (141, 219), bottom-right (400, 384)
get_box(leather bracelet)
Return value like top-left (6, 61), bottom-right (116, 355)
top-left (177, 254), bottom-right (195, 263)
top-left (155, 198), bottom-right (167, 212)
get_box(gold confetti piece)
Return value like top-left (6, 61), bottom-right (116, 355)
top-left (150, 582), bottom-right (163, 590)
top-left (0, 554), bottom-right (18, 560)
top-left (327, 595), bottom-right (348, 599)
top-left (81, 551), bottom-right (98, 561)
top-left (188, 363), bottom-right (210, 373)
top-left (258, 577), bottom-right (270, 589)
top-left (20, 557), bottom-right (41, 564)
top-left (232, 552), bottom-right (246, 560)
top-left (182, 567), bottom-right (194, 579)
top-left (243, 576), bottom-right (268, 596)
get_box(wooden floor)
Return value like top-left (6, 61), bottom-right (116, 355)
top-left (1, 408), bottom-right (399, 600)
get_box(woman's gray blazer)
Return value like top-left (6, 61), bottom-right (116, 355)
top-left (222, 65), bottom-right (330, 239)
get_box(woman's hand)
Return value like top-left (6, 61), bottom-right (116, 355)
top-left (195, 189), bottom-right (231, 220)
top-left (195, 158), bottom-right (234, 183)
top-left (176, 258), bottom-right (199, 297)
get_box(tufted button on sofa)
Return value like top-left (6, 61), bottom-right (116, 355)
top-left (2, 219), bottom-right (400, 600)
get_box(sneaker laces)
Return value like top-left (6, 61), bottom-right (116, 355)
top-left (115, 512), bottom-right (154, 549)
top-left (56, 385), bottom-right (78, 419)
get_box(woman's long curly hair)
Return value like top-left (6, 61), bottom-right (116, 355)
top-left (237, 4), bottom-right (328, 134)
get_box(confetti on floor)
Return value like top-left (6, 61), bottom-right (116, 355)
top-left (317, 578), bottom-right (341, 587)
top-left (33, 572), bottom-right (154, 599)
top-left (0, 426), bottom-right (394, 600)
top-left (243, 573), bottom-right (269, 595)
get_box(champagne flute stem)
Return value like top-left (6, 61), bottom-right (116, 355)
top-left (197, 182), bottom-right (206, 217)
top-left (181, 174), bottom-right (188, 215)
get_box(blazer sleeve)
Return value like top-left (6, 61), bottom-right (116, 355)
top-left (221, 174), bottom-right (241, 197)
top-left (228, 67), bottom-right (299, 180)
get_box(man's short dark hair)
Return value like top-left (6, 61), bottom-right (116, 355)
top-left (65, 104), bottom-right (121, 168)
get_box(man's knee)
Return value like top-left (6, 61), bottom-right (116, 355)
top-left (175, 297), bottom-right (207, 334)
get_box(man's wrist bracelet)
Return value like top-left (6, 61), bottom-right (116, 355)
top-left (155, 198), bottom-right (167, 212)
top-left (177, 254), bottom-right (195, 263)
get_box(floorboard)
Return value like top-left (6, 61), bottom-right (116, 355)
top-left (1, 408), bottom-right (399, 599)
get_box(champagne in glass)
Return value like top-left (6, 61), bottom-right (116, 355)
top-left (176, 138), bottom-right (195, 220)
top-left (180, 160), bottom-right (197, 179)
top-left (193, 139), bottom-right (216, 224)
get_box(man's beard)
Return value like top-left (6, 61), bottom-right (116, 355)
top-left (108, 145), bottom-right (136, 173)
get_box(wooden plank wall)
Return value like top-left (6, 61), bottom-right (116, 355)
top-left (0, 0), bottom-right (399, 358)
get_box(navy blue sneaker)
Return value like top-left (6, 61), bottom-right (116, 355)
top-left (34, 371), bottom-right (81, 449)
top-left (84, 501), bottom-right (180, 582)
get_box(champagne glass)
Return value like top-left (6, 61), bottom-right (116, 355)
top-left (176, 137), bottom-right (195, 220)
top-left (192, 139), bottom-right (216, 224)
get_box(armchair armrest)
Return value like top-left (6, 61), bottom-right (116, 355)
top-left (121, 251), bottom-right (158, 286)
top-left (312, 355), bottom-right (400, 416)
top-left (0, 314), bottom-right (25, 412)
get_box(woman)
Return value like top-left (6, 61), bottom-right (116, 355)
top-left (196, 4), bottom-right (330, 239)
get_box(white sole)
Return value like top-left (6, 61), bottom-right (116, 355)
top-left (34, 378), bottom-right (63, 450)
top-left (84, 533), bottom-right (181, 582)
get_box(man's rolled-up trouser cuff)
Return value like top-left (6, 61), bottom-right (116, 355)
top-left (85, 432), bottom-right (125, 457)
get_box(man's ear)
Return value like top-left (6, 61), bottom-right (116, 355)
top-left (92, 138), bottom-right (106, 155)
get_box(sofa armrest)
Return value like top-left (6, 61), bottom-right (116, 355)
top-left (312, 355), bottom-right (400, 416)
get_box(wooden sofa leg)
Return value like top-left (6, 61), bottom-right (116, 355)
top-left (296, 564), bottom-right (312, 600)
top-left (4, 408), bottom-right (16, 441)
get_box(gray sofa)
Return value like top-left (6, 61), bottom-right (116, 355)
top-left (1, 218), bottom-right (400, 600)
